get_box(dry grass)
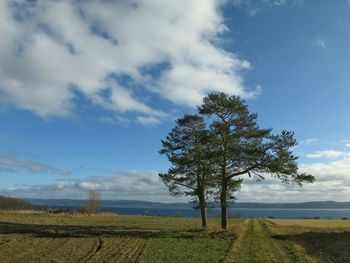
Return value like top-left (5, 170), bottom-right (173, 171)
top-left (266, 219), bottom-right (350, 263)
top-left (2, 212), bottom-right (349, 262)
top-left (0, 212), bottom-right (243, 263)
top-left (269, 219), bottom-right (350, 229)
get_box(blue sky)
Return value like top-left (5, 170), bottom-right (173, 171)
top-left (1, 0), bottom-right (350, 202)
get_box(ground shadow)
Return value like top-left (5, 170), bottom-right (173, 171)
top-left (272, 231), bottom-right (350, 263)
top-left (0, 221), bottom-right (220, 239)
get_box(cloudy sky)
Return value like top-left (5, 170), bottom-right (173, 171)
top-left (1, 0), bottom-right (350, 202)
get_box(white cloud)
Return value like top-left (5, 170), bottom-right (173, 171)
top-left (236, 151), bottom-right (350, 202)
top-left (2, 153), bottom-right (350, 202)
top-left (0, 154), bottom-right (69, 176)
top-left (306, 150), bottom-right (348, 159)
top-left (237, 178), bottom-right (350, 202)
top-left (236, 147), bottom-right (350, 202)
top-left (231, 0), bottom-right (293, 16)
top-left (0, 0), bottom-right (254, 121)
top-left (300, 138), bottom-right (317, 146)
top-left (313, 36), bottom-right (327, 49)
top-left (0, 170), bottom-right (172, 201)
top-left (98, 115), bottom-right (130, 125)
top-left (136, 116), bottom-right (161, 126)
top-left (315, 40), bottom-right (327, 49)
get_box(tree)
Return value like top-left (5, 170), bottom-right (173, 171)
top-left (159, 114), bottom-right (213, 228)
top-left (198, 93), bottom-right (315, 230)
top-left (0, 195), bottom-right (33, 210)
top-left (81, 191), bottom-right (101, 215)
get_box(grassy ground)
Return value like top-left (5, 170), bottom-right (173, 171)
top-left (225, 218), bottom-right (350, 263)
top-left (0, 212), bottom-right (350, 262)
top-left (269, 219), bottom-right (350, 229)
top-left (227, 219), bottom-right (279, 263)
top-left (267, 219), bottom-right (350, 263)
top-left (0, 212), bottom-right (243, 263)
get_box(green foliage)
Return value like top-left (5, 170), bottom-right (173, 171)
top-left (198, 92), bottom-right (314, 185)
top-left (0, 195), bottom-right (33, 210)
top-left (159, 114), bottom-right (213, 227)
top-left (159, 114), bottom-right (211, 197)
top-left (160, 92), bottom-right (315, 230)
top-left (198, 92), bottom-right (315, 229)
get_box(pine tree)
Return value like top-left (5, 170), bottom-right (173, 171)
top-left (159, 114), bottom-right (213, 228)
top-left (199, 93), bottom-right (315, 230)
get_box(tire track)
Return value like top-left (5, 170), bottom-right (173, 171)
top-left (223, 219), bottom-right (250, 263)
top-left (114, 238), bottom-right (145, 263)
top-left (228, 219), bottom-right (287, 263)
top-left (133, 239), bottom-right (148, 263)
top-left (81, 235), bottom-right (103, 263)
top-left (259, 220), bottom-right (291, 263)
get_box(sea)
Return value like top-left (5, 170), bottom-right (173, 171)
top-left (46, 205), bottom-right (350, 219)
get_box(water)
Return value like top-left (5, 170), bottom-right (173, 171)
top-left (47, 205), bottom-right (350, 219)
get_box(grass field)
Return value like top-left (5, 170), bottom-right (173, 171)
top-left (0, 212), bottom-right (349, 262)
top-left (0, 212), bottom-right (242, 263)
top-left (267, 219), bottom-right (350, 262)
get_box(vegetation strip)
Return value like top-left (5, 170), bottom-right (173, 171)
top-left (224, 219), bottom-right (250, 262)
top-left (232, 219), bottom-right (288, 263)
top-left (1, 212), bottom-right (350, 262)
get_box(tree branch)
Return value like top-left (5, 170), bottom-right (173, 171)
top-left (172, 181), bottom-right (196, 190)
top-left (228, 163), bottom-right (261, 178)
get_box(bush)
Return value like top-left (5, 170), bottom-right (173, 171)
top-left (81, 191), bottom-right (100, 215)
top-left (0, 195), bottom-right (33, 210)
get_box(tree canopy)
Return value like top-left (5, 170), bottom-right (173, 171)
top-left (159, 114), bottom-right (213, 228)
top-left (160, 92), bottom-right (315, 230)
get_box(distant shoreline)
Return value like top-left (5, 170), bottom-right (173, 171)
top-left (19, 199), bottom-right (350, 219)
top-left (26, 198), bottom-right (350, 209)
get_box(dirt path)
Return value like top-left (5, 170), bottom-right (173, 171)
top-left (81, 235), bottom-right (104, 263)
top-left (227, 219), bottom-right (293, 263)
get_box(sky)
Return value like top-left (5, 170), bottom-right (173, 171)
top-left (1, 0), bottom-right (350, 202)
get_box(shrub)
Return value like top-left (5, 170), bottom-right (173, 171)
top-left (0, 195), bottom-right (33, 210)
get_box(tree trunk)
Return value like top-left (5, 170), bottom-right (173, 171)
top-left (221, 204), bottom-right (227, 230)
top-left (198, 191), bottom-right (208, 229)
top-left (220, 179), bottom-right (228, 230)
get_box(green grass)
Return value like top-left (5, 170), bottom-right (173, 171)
top-left (141, 236), bottom-right (231, 263)
top-left (226, 218), bottom-right (350, 263)
top-left (1, 212), bottom-right (350, 262)
top-left (0, 212), bottom-right (243, 263)
top-left (233, 219), bottom-right (285, 263)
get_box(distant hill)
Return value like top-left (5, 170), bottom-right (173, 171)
top-left (26, 199), bottom-right (350, 209)
top-left (0, 195), bottom-right (33, 210)
top-left (232, 201), bottom-right (350, 209)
